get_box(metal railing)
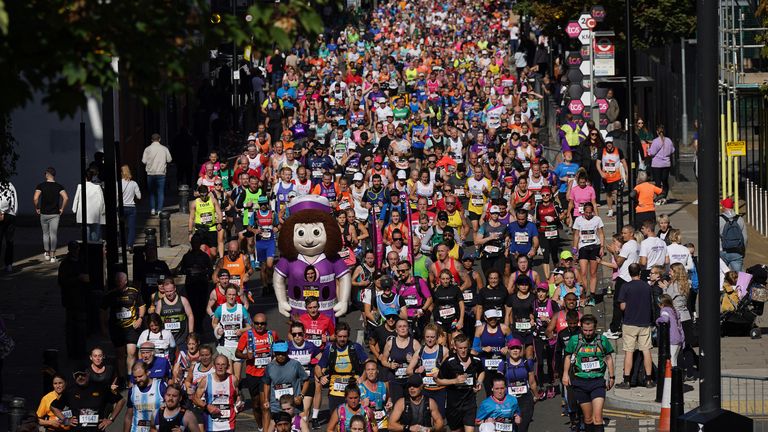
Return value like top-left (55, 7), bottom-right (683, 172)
top-left (746, 179), bottom-right (768, 236)
top-left (722, 373), bottom-right (768, 431)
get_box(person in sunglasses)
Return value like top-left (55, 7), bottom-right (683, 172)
top-left (287, 322), bottom-right (323, 428)
top-left (235, 313), bottom-right (277, 430)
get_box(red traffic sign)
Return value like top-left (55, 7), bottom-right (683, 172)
top-left (568, 99), bottom-right (585, 115)
top-left (596, 98), bottom-right (609, 114)
top-left (566, 21), bottom-right (581, 38)
top-left (586, 17), bottom-right (597, 30)
top-left (591, 5), bottom-right (607, 22)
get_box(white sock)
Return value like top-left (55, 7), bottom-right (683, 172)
top-left (312, 409), bottom-right (319, 419)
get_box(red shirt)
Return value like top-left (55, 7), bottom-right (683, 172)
top-left (299, 313), bottom-right (335, 350)
top-left (409, 211), bottom-right (436, 230)
top-left (233, 167), bottom-right (262, 186)
top-left (236, 329), bottom-right (278, 377)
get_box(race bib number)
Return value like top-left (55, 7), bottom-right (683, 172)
top-left (230, 276), bottom-right (242, 287)
top-left (79, 415), bottom-right (99, 425)
top-left (312, 169), bottom-right (323, 178)
top-left (534, 193), bottom-right (542, 202)
top-left (581, 230), bottom-right (596, 243)
top-left (116, 308), bottom-right (132, 320)
top-left (544, 226), bottom-right (558, 239)
top-left (260, 230), bottom-right (272, 239)
top-left (395, 367), bottom-right (407, 378)
top-left (165, 321), bottom-right (181, 331)
top-left (522, 161), bottom-right (531, 170)
top-left (604, 162), bottom-right (616, 172)
top-left (462, 291), bottom-right (474, 302)
top-left (274, 384), bottom-right (294, 398)
top-left (515, 321), bottom-right (532, 331)
top-left (254, 355), bottom-right (271, 366)
top-left (136, 420), bottom-right (150, 432)
top-left (495, 421), bottom-right (515, 431)
top-left (423, 376), bottom-right (436, 386)
top-left (303, 289), bottom-right (320, 298)
top-left (439, 307), bottom-right (456, 318)
top-left (514, 232), bottom-right (529, 244)
top-left (581, 360), bottom-right (600, 372)
top-left (200, 212), bottom-right (213, 224)
top-left (508, 385), bottom-right (528, 395)
top-left (339, 201), bottom-right (351, 210)
top-left (455, 187), bottom-right (465, 197)
top-left (464, 376), bottom-right (474, 386)
top-left (374, 410), bottom-right (386, 420)
top-left (484, 358), bottom-right (502, 370)
top-left (537, 311), bottom-right (550, 319)
top-left (339, 248), bottom-right (350, 258)
top-left (405, 297), bottom-right (419, 306)
top-left (484, 245), bottom-right (500, 253)
top-left (577, 204), bottom-right (585, 215)
top-left (471, 196), bottom-right (484, 206)
top-left (333, 378), bottom-right (350, 392)
top-left (218, 409), bottom-right (231, 419)
top-left (224, 329), bottom-right (239, 338)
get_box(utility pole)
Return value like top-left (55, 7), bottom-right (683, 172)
top-left (625, 0), bottom-right (635, 226)
top-left (680, 0), bottom-right (752, 427)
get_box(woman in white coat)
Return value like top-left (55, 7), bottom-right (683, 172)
top-left (72, 168), bottom-right (106, 242)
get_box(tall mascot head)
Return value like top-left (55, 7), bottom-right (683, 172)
top-left (277, 195), bottom-right (343, 260)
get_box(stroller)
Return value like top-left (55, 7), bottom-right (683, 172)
top-left (720, 264), bottom-right (768, 339)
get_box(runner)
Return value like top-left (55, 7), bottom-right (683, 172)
top-left (406, 323), bottom-right (449, 417)
top-left (155, 279), bottom-right (194, 354)
top-left (571, 202), bottom-right (605, 305)
top-left (212, 286), bottom-right (252, 377)
top-left (498, 340), bottom-right (536, 432)
top-left (286, 321), bottom-right (323, 426)
top-left (562, 315), bottom-right (615, 432)
top-left (192, 355), bottom-right (241, 432)
top-left (188, 185), bottom-right (224, 258)
top-left (126, 362), bottom-right (167, 432)
top-left (263, 341), bottom-right (308, 431)
top-left (326, 385), bottom-right (377, 432)
top-left (316, 322), bottom-right (368, 412)
top-left (474, 373), bottom-right (522, 432)
top-left (357, 360), bottom-right (391, 432)
top-left (235, 312), bottom-right (276, 428)
top-left (389, 375), bottom-right (445, 432)
top-left (381, 319), bottom-right (420, 402)
top-left (151, 383), bottom-right (200, 432)
top-left (50, 363), bottom-right (126, 431)
top-left (435, 334), bottom-right (484, 432)
top-left (100, 272), bottom-right (144, 380)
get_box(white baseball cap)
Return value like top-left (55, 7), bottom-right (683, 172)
top-left (353, 172), bottom-right (364, 181)
top-left (397, 170), bottom-right (407, 180)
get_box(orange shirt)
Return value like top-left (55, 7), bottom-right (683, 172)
top-left (634, 182), bottom-right (663, 213)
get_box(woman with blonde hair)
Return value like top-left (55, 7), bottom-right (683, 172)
top-left (665, 229), bottom-right (693, 270)
top-left (121, 165), bottom-right (141, 251)
top-left (666, 263), bottom-right (698, 378)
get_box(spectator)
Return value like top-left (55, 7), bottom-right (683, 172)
top-left (72, 168), bottom-right (105, 242)
top-left (719, 197), bottom-right (747, 271)
top-left (604, 225), bottom-right (639, 339)
top-left (0, 181), bottom-right (17, 273)
top-left (33, 167), bottom-right (68, 263)
top-left (615, 263), bottom-right (655, 389)
top-left (639, 220), bottom-right (667, 279)
top-left (655, 295), bottom-right (684, 367)
top-left (605, 89), bottom-right (620, 123)
top-left (648, 124), bottom-right (675, 203)
top-left (141, 133), bottom-right (173, 216)
top-left (120, 165), bottom-right (141, 252)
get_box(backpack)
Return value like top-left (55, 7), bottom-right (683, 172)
top-left (720, 215), bottom-right (745, 253)
top-left (401, 395), bottom-right (433, 427)
top-left (328, 343), bottom-right (365, 376)
top-left (569, 334), bottom-right (605, 376)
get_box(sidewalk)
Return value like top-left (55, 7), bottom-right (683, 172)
top-left (595, 184), bottom-right (768, 415)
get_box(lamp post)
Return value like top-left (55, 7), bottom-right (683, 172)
top-left (625, 0), bottom-right (635, 226)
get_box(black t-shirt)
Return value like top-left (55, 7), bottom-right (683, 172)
top-left (437, 354), bottom-right (484, 407)
top-left (477, 285), bottom-right (508, 316)
top-left (178, 250), bottom-right (212, 285)
top-left (370, 325), bottom-right (396, 358)
top-left (432, 285), bottom-right (463, 323)
top-left (52, 381), bottom-right (122, 431)
top-left (36, 181), bottom-right (64, 214)
top-left (617, 280), bottom-right (653, 326)
top-left (507, 293), bottom-right (535, 329)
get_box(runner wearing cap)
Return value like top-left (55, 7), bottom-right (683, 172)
top-left (50, 362), bottom-right (126, 431)
top-left (596, 136), bottom-right (628, 218)
top-left (274, 411), bottom-right (295, 432)
top-left (571, 202), bottom-right (605, 306)
top-left (533, 186), bottom-right (567, 278)
top-left (263, 341), bottom-right (309, 429)
top-left (435, 334), bottom-right (484, 432)
top-left (474, 204), bottom-right (507, 278)
top-left (389, 374), bottom-right (445, 432)
top-left (562, 315), bottom-right (615, 432)
top-left (497, 339), bottom-right (534, 432)
top-left (532, 282), bottom-right (560, 400)
top-left (472, 308), bottom-right (511, 396)
top-left (137, 342), bottom-right (172, 381)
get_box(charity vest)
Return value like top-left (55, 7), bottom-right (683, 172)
top-left (194, 198), bottom-right (217, 231)
top-left (601, 147), bottom-right (622, 183)
top-left (255, 209), bottom-right (274, 241)
top-left (221, 255), bottom-right (247, 287)
top-left (560, 123), bottom-right (581, 148)
top-left (242, 189), bottom-right (261, 225)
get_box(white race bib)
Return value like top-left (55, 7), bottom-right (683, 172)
top-left (439, 307), bottom-right (456, 318)
top-left (515, 321), bottom-right (531, 331)
top-left (484, 358), bottom-right (502, 370)
top-left (254, 356), bottom-right (271, 366)
top-left (581, 361), bottom-right (600, 372)
top-left (116, 308), bottom-right (132, 320)
top-left (544, 227), bottom-right (558, 239)
top-left (514, 232), bottom-right (529, 244)
top-left (471, 196), bottom-right (484, 206)
top-left (508, 385), bottom-right (528, 395)
top-left (405, 297), bottom-right (419, 306)
top-left (165, 321), bottom-right (181, 331)
top-left (484, 245), bottom-right (500, 253)
top-left (79, 415), bottom-right (99, 425)
top-left (423, 376), bottom-right (436, 386)
top-left (395, 367), bottom-right (407, 378)
top-left (274, 385), bottom-right (294, 398)
top-left (462, 291), bottom-right (474, 302)
top-left (495, 422), bottom-right (515, 431)
top-left (374, 410), bottom-right (386, 420)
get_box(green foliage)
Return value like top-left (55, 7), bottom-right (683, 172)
top-left (518, 0), bottom-right (696, 50)
top-left (0, 0), bottom-right (324, 119)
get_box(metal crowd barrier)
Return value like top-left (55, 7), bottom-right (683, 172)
top-left (746, 179), bottom-right (768, 237)
top-left (721, 373), bottom-right (768, 431)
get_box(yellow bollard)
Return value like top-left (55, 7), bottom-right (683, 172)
top-left (721, 113), bottom-right (728, 200)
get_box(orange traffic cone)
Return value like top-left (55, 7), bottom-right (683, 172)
top-left (658, 359), bottom-right (673, 432)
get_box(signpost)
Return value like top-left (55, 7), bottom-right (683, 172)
top-left (568, 99), bottom-right (585, 115)
top-left (726, 140), bottom-right (746, 157)
top-left (593, 31), bottom-right (616, 77)
top-left (596, 98), bottom-right (609, 114)
top-left (566, 21), bottom-right (582, 38)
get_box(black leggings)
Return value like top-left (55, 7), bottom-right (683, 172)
top-left (652, 166), bottom-right (671, 198)
top-left (609, 278), bottom-right (626, 333)
top-left (533, 337), bottom-right (555, 385)
top-left (516, 391), bottom-right (535, 432)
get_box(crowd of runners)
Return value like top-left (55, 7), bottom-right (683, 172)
top-left (10, 0), bottom-right (747, 431)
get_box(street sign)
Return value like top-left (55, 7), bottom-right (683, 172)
top-left (593, 32), bottom-right (616, 76)
top-left (580, 46), bottom-right (590, 59)
top-left (578, 29), bottom-right (591, 45)
top-left (580, 92), bottom-right (593, 107)
top-left (578, 13), bottom-right (593, 29)
top-left (726, 140), bottom-right (746, 156)
top-left (568, 99), bottom-right (585, 115)
top-left (579, 61), bottom-right (591, 76)
top-left (596, 98), bottom-right (609, 114)
top-left (566, 21), bottom-right (582, 38)
top-left (233, 70), bottom-right (240, 80)
top-left (586, 17), bottom-right (597, 30)
top-left (566, 68), bottom-right (583, 83)
top-left (568, 84), bottom-right (584, 99)
top-left (566, 52), bottom-right (582, 67)
top-left (591, 5), bottom-right (606, 22)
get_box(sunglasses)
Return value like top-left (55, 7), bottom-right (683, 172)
top-left (254, 322), bottom-right (267, 325)
top-left (291, 332), bottom-right (304, 336)
top-left (446, 201), bottom-right (456, 205)
top-left (215, 183), bottom-right (223, 186)
top-left (393, 238), bottom-right (403, 241)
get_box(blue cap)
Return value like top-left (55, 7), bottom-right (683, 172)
top-left (257, 195), bottom-right (269, 204)
top-left (273, 341), bottom-right (289, 353)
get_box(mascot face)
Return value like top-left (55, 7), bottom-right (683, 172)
top-left (294, 222), bottom-right (327, 256)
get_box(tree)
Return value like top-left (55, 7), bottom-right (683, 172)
top-left (0, 0), bottom-right (324, 181)
top-left (515, 0), bottom-right (696, 51)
